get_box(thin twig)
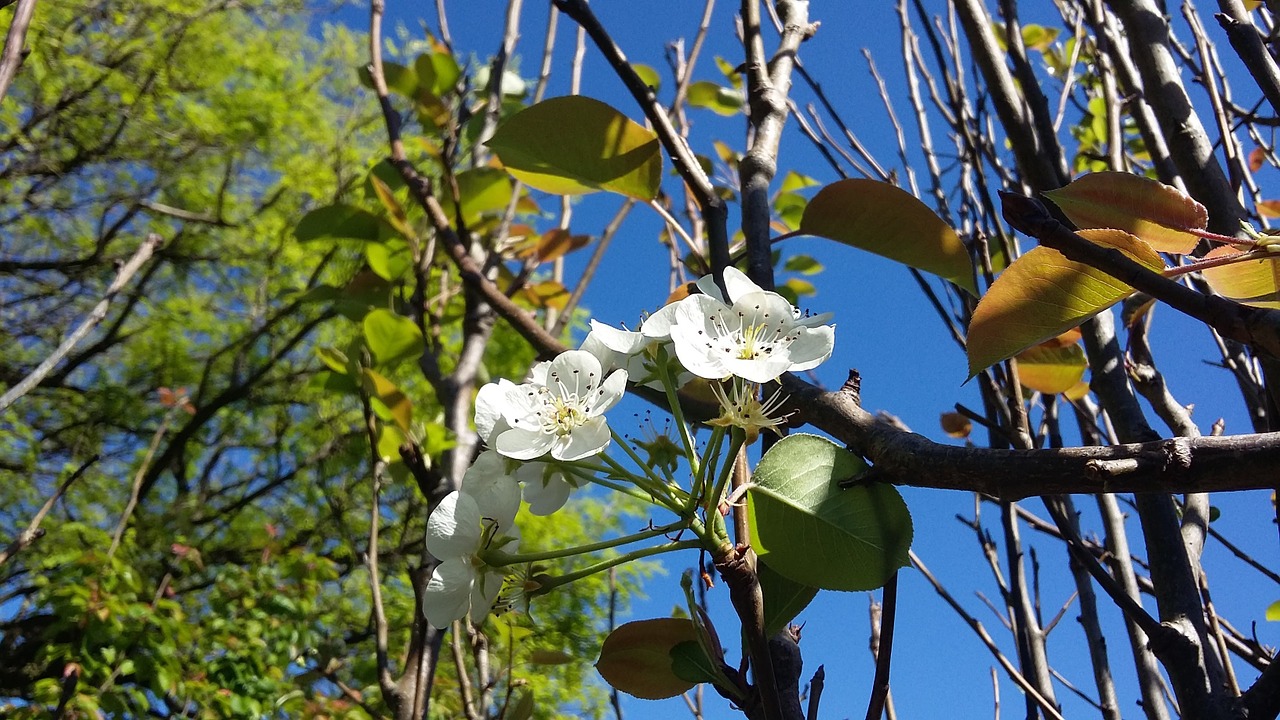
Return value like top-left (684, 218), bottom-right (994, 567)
top-left (0, 0), bottom-right (37, 104)
top-left (0, 234), bottom-right (164, 413)
top-left (0, 456), bottom-right (97, 566)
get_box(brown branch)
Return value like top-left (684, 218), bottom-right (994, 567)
top-left (863, 572), bottom-right (898, 720)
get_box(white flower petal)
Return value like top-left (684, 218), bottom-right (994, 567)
top-left (461, 451), bottom-right (521, 531)
top-left (552, 415), bottom-right (611, 461)
top-left (426, 492), bottom-right (483, 559)
top-left (470, 568), bottom-right (506, 622)
top-left (591, 369), bottom-right (628, 415)
top-left (695, 273), bottom-right (728, 303)
top-left (496, 426), bottom-right (556, 460)
top-left (424, 558), bottom-right (477, 628)
top-left (640, 302), bottom-right (681, 340)
top-left (785, 326), bottom-right (835, 371)
top-left (522, 468), bottom-right (575, 515)
top-left (579, 333), bottom-right (617, 373)
top-left (475, 380), bottom-right (515, 445)
top-left (545, 350), bottom-right (604, 400)
top-left (589, 320), bottom-right (647, 354)
top-left (720, 266), bottom-right (764, 303)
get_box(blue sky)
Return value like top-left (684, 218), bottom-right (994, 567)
top-left (327, 1), bottom-right (1280, 717)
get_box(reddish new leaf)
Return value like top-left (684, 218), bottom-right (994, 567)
top-left (1043, 172), bottom-right (1206, 254)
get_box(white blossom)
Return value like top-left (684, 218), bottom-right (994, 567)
top-left (516, 461), bottom-right (582, 516)
top-left (491, 350), bottom-right (627, 461)
top-left (668, 268), bottom-right (834, 383)
top-left (423, 490), bottom-right (513, 628)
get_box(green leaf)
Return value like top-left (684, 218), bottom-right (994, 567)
top-left (294, 204), bottom-right (387, 243)
top-left (414, 52), bottom-right (461, 97)
top-left (967, 229), bottom-right (1164, 375)
top-left (361, 369), bottom-right (413, 432)
top-left (362, 309), bottom-right (424, 368)
top-left (748, 434), bottom-right (912, 591)
top-left (486, 96), bottom-right (662, 200)
top-left (687, 81), bottom-right (743, 116)
top-left (1043, 172), bottom-right (1207, 254)
top-left (1015, 342), bottom-right (1087, 394)
top-left (1267, 600), bottom-right (1280, 622)
top-left (632, 63), bottom-right (661, 91)
top-left (596, 618), bottom-right (699, 699)
top-left (799, 179), bottom-right (976, 294)
top-left (758, 558), bottom-right (819, 637)
top-left (505, 691), bottom-right (534, 720)
top-left (670, 641), bottom-right (722, 687)
top-left (783, 254), bottom-right (824, 276)
top-left (357, 61), bottom-right (417, 97)
top-left (365, 238), bottom-right (413, 282)
top-left (315, 346), bottom-right (350, 375)
top-left (438, 167), bottom-right (516, 228)
top-left (1200, 245), bottom-right (1280, 308)
top-left (778, 171), bottom-right (820, 194)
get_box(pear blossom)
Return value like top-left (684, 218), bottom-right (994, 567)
top-left (423, 488), bottom-right (518, 628)
top-left (706, 380), bottom-right (791, 444)
top-left (490, 350), bottom-right (627, 461)
top-left (669, 267), bottom-right (835, 383)
top-left (515, 461), bottom-right (582, 516)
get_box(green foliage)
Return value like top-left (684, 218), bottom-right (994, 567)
top-left (747, 435), bottom-right (912, 592)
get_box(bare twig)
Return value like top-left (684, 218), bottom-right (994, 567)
top-left (0, 0), bottom-right (36, 104)
top-left (0, 234), bottom-right (164, 413)
top-left (0, 456), bottom-right (96, 566)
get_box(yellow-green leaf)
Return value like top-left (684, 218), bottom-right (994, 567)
top-left (363, 308), bottom-right (425, 368)
top-left (967, 229), bottom-right (1163, 375)
top-left (486, 96), bottom-right (662, 200)
top-left (687, 81), bottom-right (743, 116)
top-left (632, 63), bottom-right (661, 91)
top-left (362, 369), bottom-right (412, 432)
top-left (1200, 245), bottom-right (1280, 308)
top-left (799, 179), bottom-right (976, 293)
top-left (1043, 172), bottom-right (1207, 254)
top-left (1267, 599), bottom-right (1280, 621)
top-left (1015, 342), bottom-right (1088, 394)
top-left (437, 167), bottom-right (515, 229)
top-left (595, 618), bottom-right (698, 700)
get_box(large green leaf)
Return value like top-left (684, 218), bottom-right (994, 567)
top-left (968, 229), bottom-right (1163, 375)
top-left (294, 204), bottom-right (387, 243)
top-left (758, 558), bottom-right (819, 636)
top-left (1043, 172), bottom-right (1207, 254)
top-left (437, 167), bottom-right (516, 228)
top-left (748, 434), bottom-right (912, 592)
top-left (485, 96), bottom-right (662, 200)
top-left (799, 179), bottom-right (976, 293)
top-left (362, 308), bottom-right (424, 369)
top-left (595, 618), bottom-right (698, 699)
top-left (1200, 245), bottom-right (1280, 308)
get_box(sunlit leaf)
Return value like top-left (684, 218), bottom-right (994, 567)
top-left (967, 229), bottom-right (1164, 375)
top-left (687, 81), bottom-right (743, 116)
top-left (783, 254), bottom-right (824, 276)
top-left (632, 63), bottom-right (661, 91)
top-left (779, 171), bottom-right (820, 194)
top-left (1267, 599), bottom-right (1280, 621)
top-left (376, 424), bottom-right (405, 463)
top-left (940, 412), bottom-right (972, 439)
top-left (1250, 147), bottom-right (1267, 172)
top-left (596, 619), bottom-right (698, 699)
top-left (1015, 342), bottom-right (1088, 394)
top-left (363, 308), bottom-right (425, 368)
top-left (486, 96), bottom-right (662, 199)
top-left (520, 280), bottom-right (571, 311)
top-left (366, 239), bottom-right (412, 282)
top-left (316, 346), bottom-right (350, 375)
top-left (799, 179), bottom-right (976, 293)
top-left (1200, 245), bottom-right (1280, 308)
top-left (1021, 23), bottom-right (1059, 51)
top-left (748, 434), bottom-right (912, 591)
top-left (437, 167), bottom-right (516, 229)
top-left (714, 56), bottom-right (742, 88)
top-left (362, 369), bottom-right (412, 432)
top-left (1042, 172), bottom-right (1206, 254)
top-left (414, 52), bottom-right (461, 97)
top-left (1063, 379), bottom-right (1091, 401)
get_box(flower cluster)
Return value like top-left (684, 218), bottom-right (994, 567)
top-left (421, 266), bottom-right (836, 628)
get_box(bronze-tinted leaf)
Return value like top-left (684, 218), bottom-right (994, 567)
top-left (1015, 342), bottom-right (1088, 394)
top-left (967, 229), bottom-right (1164, 375)
top-left (1043, 172), bottom-right (1206, 254)
top-left (595, 618), bottom-right (699, 700)
top-left (799, 179), bottom-right (976, 293)
top-left (1200, 245), bottom-right (1280, 308)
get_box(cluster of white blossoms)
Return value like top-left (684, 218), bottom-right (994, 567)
top-left (422, 266), bottom-right (835, 628)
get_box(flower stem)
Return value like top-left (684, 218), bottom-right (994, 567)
top-left (531, 539), bottom-right (704, 593)
top-left (485, 519), bottom-right (695, 566)
top-left (561, 464), bottom-right (660, 504)
top-left (606, 430), bottom-right (683, 507)
top-left (707, 428), bottom-right (746, 518)
top-left (690, 425), bottom-right (726, 513)
top-left (658, 353), bottom-right (701, 479)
